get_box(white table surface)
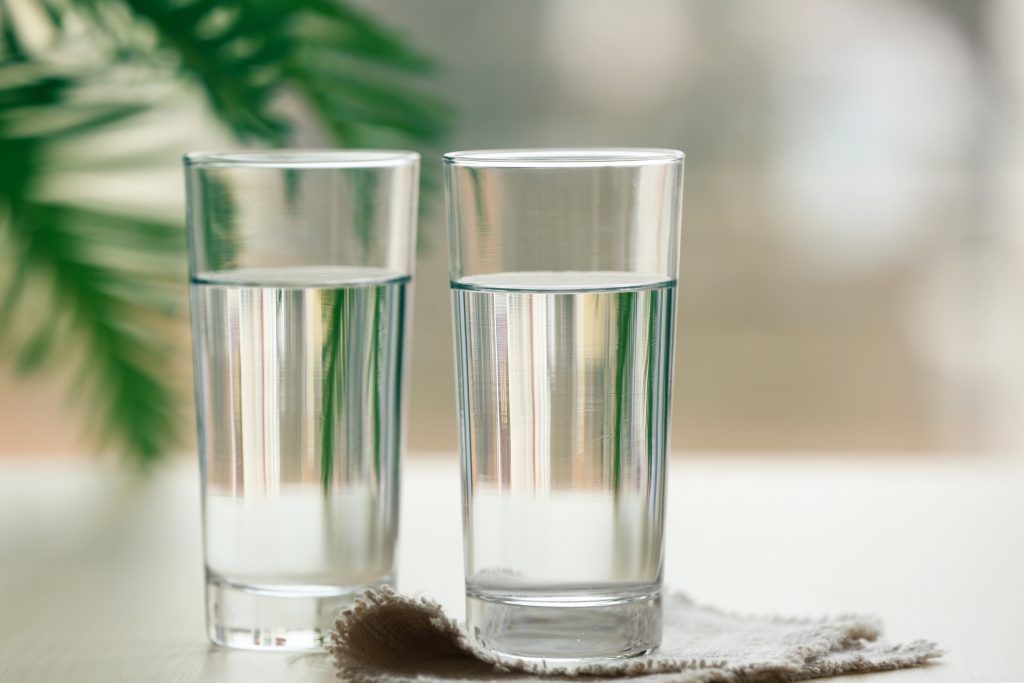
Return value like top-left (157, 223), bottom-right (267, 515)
top-left (0, 453), bottom-right (1021, 682)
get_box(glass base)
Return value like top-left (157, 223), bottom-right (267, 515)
top-left (206, 575), bottom-right (391, 651)
top-left (466, 587), bottom-right (661, 660)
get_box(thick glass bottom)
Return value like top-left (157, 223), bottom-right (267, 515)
top-left (206, 574), bottom-right (392, 651)
top-left (466, 585), bottom-right (662, 660)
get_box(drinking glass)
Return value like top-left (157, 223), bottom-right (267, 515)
top-left (445, 148), bottom-right (684, 660)
top-left (184, 150), bottom-right (418, 650)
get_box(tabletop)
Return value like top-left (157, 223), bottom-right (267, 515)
top-left (0, 453), bottom-right (1021, 682)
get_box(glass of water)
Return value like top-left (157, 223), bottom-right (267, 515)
top-left (445, 148), bottom-right (684, 660)
top-left (184, 150), bottom-right (418, 650)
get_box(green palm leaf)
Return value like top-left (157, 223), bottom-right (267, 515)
top-left (4, 202), bottom-right (183, 461)
top-left (92, 0), bottom-right (453, 146)
top-left (1, 0), bottom-right (450, 465)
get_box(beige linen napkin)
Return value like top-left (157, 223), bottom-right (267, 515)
top-left (329, 588), bottom-right (941, 682)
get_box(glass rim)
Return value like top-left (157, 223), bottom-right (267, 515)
top-left (184, 149), bottom-right (419, 169)
top-left (443, 147), bottom-right (684, 168)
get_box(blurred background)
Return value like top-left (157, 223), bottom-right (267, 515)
top-left (2, 0), bottom-right (1024, 462)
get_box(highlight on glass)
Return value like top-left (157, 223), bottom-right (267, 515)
top-left (445, 148), bottom-right (685, 659)
top-left (184, 150), bottom-right (418, 650)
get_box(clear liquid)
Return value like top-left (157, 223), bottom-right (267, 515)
top-left (452, 271), bottom-right (675, 658)
top-left (191, 266), bottom-right (408, 595)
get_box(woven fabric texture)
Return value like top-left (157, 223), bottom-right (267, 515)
top-left (329, 588), bottom-right (942, 682)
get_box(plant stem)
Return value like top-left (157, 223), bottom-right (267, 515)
top-left (321, 290), bottom-right (345, 494)
top-left (371, 286), bottom-right (383, 481)
top-left (612, 291), bottom-right (636, 492)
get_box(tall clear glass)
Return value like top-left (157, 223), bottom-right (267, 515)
top-left (184, 150), bottom-right (418, 650)
top-left (446, 148), bottom-right (684, 660)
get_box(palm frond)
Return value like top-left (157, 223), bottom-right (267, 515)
top-left (0, 56), bottom-right (182, 465)
top-left (1, 0), bottom-right (450, 466)
top-left (2, 198), bottom-right (184, 463)
top-left (111, 0), bottom-right (291, 142)
top-left (78, 0), bottom-right (452, 148)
